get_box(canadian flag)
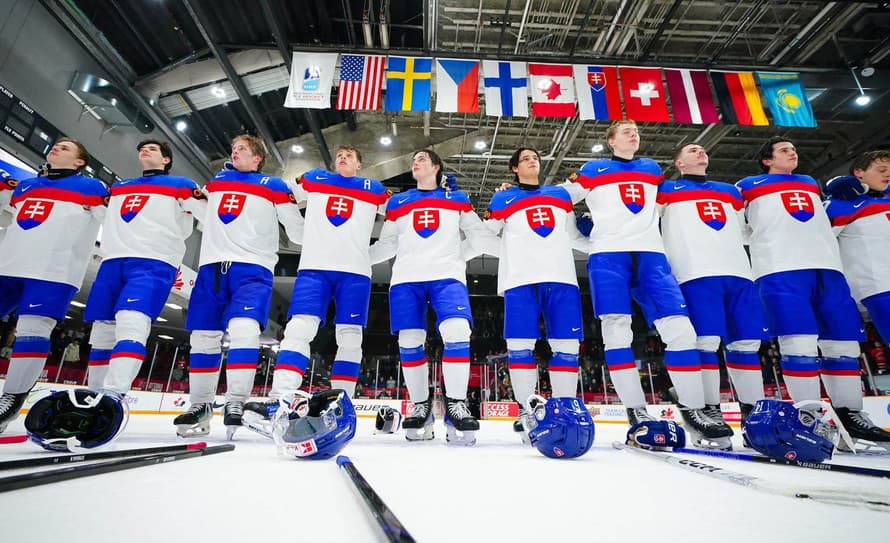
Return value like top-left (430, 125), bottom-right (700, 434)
top-left (529, 63), bottom-right (576, 118)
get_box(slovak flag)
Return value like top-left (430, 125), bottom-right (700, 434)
top-left (619, 67), bottom-right (670, 122)
top-left (483, 60), bottom-right (528, 117)
top-left (120, 194), bottom-right (149, 223)
top-left (525, 206), bottom-right (555, 237)
top-left (781, 191), bottom-right (814, 222)
top-left (217, 193), bottom-right (245, 224)
top-left (326, 196), bottom-right (354, 226)
top-left (16, 199), bottom-right (53, 230)
top-left (435, 59), bottom-right (479, 113)
top-left (573, 65), bottom-right (623, 121)
top-left (696, 201), bottom-right (726, 231)
top-left (413, 209), bottom-right (440, 238)
top-left (529, 63), bottom-right (576, 117)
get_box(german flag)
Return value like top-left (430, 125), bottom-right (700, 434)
top-left (710, 71), bottom-right (769, 126)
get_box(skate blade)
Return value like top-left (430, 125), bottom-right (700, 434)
top-left (836, 437), bottom-right (890, 455)
top-left (445, 426), bottom-right (476, 446)
top-left (225, 425), bottom-right (240, 440)
top-left (241, 412), bottom-right (274, 439)
top-left (176, 424), bottom-right (210, 438)
top-left (405, 427), bottom-right (435, 441)
top-left (690, 436), bottom-right (733, 451)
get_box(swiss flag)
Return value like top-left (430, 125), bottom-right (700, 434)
top-left (413, 209), bottom-right (440, 238)
top-left (217, 193), bottom-right (246, 224)
top-left (619, 183), bottom-right (645, 214)
top-left (619, 67), bottom-right (670, 122)
top-left (696, 200), bottom-right (726, 231)
top-left (16, 199), bottom-right (54, 230)
top-left (529, 63), bottom-right (576, 117)
top-left (781, 191), bottom-right (814, 222)
top-left (326, 196), bottom-right (354, 226)
top-left (120, 194), bottom-right (149, 223)
top-left (525, 206), bottom-right (555, 237)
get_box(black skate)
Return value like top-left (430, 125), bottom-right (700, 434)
top-left (223, 401), bottom-right (243, 440)
top-left (739, 402), bottom-right (754, 448)
top-left (626, 406), bottom-right (656, 425)
top-left (444, 397), bottom-right (478, 446)
top-left (0, 392), bottom-right (28, 433)
top-left (833, 407), bottom-right (890, 453)
top-left (403, 396), bottom-right (434, 441)
top-left (174, 403), bottom-right (213, 437)
top-left (242, 399), bottom-right (283, 439)
top-left (679, 404), bottom-right (733, 450)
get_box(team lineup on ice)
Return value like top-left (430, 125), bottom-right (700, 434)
top-left (2, 121), bottom-right (890, 540)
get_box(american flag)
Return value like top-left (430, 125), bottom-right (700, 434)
top-left (336, 54), bottom-right (386, 110)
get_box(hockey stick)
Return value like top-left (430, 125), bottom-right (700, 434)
top-left (0, 443), bottom-right (234, 493)
top-left (336, 455), bottom-right (416, 543)
top-left (0, 434), bottom-right (28, 445)
top-left (673, 446), bottom-right (890, 479)
top-left (0, 441), bottom-right (209, 471)
top-left (612, 441), bottom-right (890, 512)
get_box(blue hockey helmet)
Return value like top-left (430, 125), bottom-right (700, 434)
top-left (743, 399), bottom-right (834, 463)
top-left (526, 397), bottom-right (595, 459)
top-left (272, 389), bottom-right (356, 460)
top-left (24, 389), bottom-right (129, 452)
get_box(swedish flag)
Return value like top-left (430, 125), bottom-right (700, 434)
top-left (756, 72), bottom-right (817, 128)
top-left (384, 56), bottom-right (432, 112)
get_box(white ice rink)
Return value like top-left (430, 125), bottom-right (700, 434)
top-left (1, 414), bottom-right (889, 543)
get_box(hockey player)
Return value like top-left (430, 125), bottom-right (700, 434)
top-left (564, 120), bottom-right (731, 444)
top-left (658, 142), bottom-right (767, 448)
top-left (737, 137), bottom-right (890, 450)
top-left (174, 135), bottom-right (304, 439)
top-left (242, 146), bottom-right (389, 433)
top-left (0, 138), bottom-right (109, 433)
top-left (824, 151), bottom-right (890, 346)
top-left (487, 147), bottom-right (588, 443)
top-left (368, 149), bottom-right (496, 445)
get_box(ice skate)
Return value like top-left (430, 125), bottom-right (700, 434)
top-left (0, 392), bottom-right (28, 433)
top-left (626, 406), bottom-right (656, 425)
top-left (679, 404), bottom-right (733, 450)
top-left (223, 401), bottom-right (243, 440)
top-left (403, 396), bottom-right (434, 441)
top-left (513, 409), bottom-right (531, 444)
top-left (444, 397), bottom-right (478, 446)
top-left (242, 398), bottom-right (282, 439)
top-left (174, 402), bottom-right (213, 437)
top-left (739, 402), bottom-right (754, 448)
top-left (832, 407), bottom-right (890, 454)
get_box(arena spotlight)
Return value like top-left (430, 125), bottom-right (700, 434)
top-left (592, 144), bottom-right (604, 153)
top-left (291, 144), bottom-right (304, 154)
top-left (175, 120), bottom-right (187, 132)
top-left (380, 136), bottom-right (392, 146)
top-left (850, 68), bottom-right (871, 107)
top-left (475, 140), bottom-right (487, 150)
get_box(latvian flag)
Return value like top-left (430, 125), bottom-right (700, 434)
top-left (709, 71), bottom-right (769, 126)
top-left (664, 68), bottom-right (719, 124)
top-left (435, 58), bottom-right (480, 113)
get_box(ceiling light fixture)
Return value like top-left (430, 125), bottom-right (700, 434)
top-left (850, 67), bottom-right (871, 107)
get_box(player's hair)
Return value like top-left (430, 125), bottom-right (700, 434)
top-left (850, 150), bottom-right (890, 175)
top-left (137, 139), bottom-right (174, 172)
top-left (672, 141), bottom-right (705, 162)
top-left (605, 120), bottom-right (638, 143)
top-left (231, 134), bottom-right (267, 171)
top-left (414, 148), bottom-right (445, 184)
top-left (756, 136), bottom-right (794, 173)
top-left (508, 147), bottom-right (542, 183)
top-left (54, 137), bottom-right (90, 173)
top-left (336, 145), bottom-right (363, 164)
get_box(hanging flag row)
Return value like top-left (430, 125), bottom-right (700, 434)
top-left (284, 53), bottom-right (817, 127)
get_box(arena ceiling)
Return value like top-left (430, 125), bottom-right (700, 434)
top-left (44, 0), bottom-right (890, 209)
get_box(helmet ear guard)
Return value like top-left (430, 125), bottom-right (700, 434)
top-left (272, 389), bottom-right (357, 460)
top-left (525, 396), bottom-right (595, 459)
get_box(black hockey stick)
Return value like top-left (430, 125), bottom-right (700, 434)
top-left (613, 441), bottom-right (890, 511)
top-left (0, 443), bottom-right (234, 493)
top-left (673, 446), bottom-right (890, 479)
top-left (337, 455), bottom-right (416, 543)
top-left (0, 441), bottom-right (210, 471)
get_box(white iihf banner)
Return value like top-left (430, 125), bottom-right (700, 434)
top-left (284, 52), bottom-right (338, 109)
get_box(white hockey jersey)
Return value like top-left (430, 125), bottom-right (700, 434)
top-left (657, 176), bottom-right (753, 283)
top-left (101, 171), bottom-right (206, 268)
top-left (370, 187), bottom-right (497, 285)
top-left (0, 171), bottom-right (108, 287)
top-left (825, 193), bottom-right (890, 301)
top-left (198, 169), bottom-right (303, 272)
top-left (486, 184), bottom-right (587, 294)
top-left (292, 168), bottom-right (390, 277)
top-left (736, 173), bottom-right (841, 278)
top-left (564, 156), bottom-right (666, 254)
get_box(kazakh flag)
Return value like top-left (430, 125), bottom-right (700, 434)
top-left (384, 56), bottom-right (432, 112)
top-left (756, 72), bottom-right (817, 128)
